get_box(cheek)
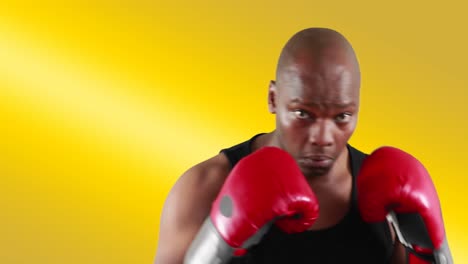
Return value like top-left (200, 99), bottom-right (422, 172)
top-left (338, 120), bottom-right (357, 142)
top-left (348, 117), bottom-right (358, 133)
top-left (277, 109), bottom-right (293, 128)
top-left (277, 113), bottom-right (305, 138)
top-left (281, 120), bottom-right (309, 144)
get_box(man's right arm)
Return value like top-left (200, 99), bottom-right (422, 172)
top-left (154, 154), bottom-right (231, 264)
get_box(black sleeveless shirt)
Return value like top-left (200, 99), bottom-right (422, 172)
top-left (220, 134), bottom-right (394, 264)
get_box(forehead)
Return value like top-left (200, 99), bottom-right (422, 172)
top-left (278, 63), bottom-right (359, 107)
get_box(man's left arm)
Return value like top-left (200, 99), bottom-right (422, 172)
top-left (390, 239), bottom-right (407, 264)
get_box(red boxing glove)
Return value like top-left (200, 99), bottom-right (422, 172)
top-left (357, 146), bottom-right (453, 264)
top-left (184, 146), bottom-right (319, 264)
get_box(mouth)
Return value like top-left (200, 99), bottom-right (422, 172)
top-left (297, 155), bottom-right (333, 168)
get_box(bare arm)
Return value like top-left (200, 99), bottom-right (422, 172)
top-left (387, 219), bottom-right (409, 264)
top-left (390, 240), bottom-right (407, 264)
top-left (154, 154), bottom-right (230, 264)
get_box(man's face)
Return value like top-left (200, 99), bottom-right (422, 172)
top-left (269, 62), bottom-right (359, 178)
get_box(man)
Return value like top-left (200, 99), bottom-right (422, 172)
top-left (154, 28), bottom-right (451, 264)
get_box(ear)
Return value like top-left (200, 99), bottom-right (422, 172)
top-left (268, 80), bottom-right (278, 114)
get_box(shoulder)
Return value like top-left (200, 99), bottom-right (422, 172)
top-left (174, 153), bottom-right (232, 199)
top-left (155, 153), bottom-right (232, 264)
top-left (166, 152), bottom-right (232, 218)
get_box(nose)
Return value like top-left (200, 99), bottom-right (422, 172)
top-left (309, 119), bottom-right (334, 147)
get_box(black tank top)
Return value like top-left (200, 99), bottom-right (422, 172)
top-left (220, 134), bottom-right (394, 264)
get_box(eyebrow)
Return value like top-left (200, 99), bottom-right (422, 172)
top-left (289, 98), bottom-right (356, 109)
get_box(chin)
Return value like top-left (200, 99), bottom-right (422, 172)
top-left (301, 166), bottom-right (332, 178)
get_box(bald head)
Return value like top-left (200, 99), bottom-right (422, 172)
top-left (276, 28), bottom-right (360, 88)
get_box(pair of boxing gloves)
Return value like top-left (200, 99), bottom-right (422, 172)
top-left (184, 146), bottom-right (453, 264)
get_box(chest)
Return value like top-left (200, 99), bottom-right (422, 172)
top-left (230, 210), bottom-right (392, 264)
top-left (308, 173), bottom-right (353, 230)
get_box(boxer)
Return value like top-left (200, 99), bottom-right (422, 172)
top-left (155, 28), bottom-right (453, 264)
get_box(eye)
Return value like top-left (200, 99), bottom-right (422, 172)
top-left (335, 113), bottom-right (352, 123)
top-left (293, 109), bottom-right (310, 119)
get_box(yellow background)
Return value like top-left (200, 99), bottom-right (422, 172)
top-left (0, 1), bottom-right (466, 263)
